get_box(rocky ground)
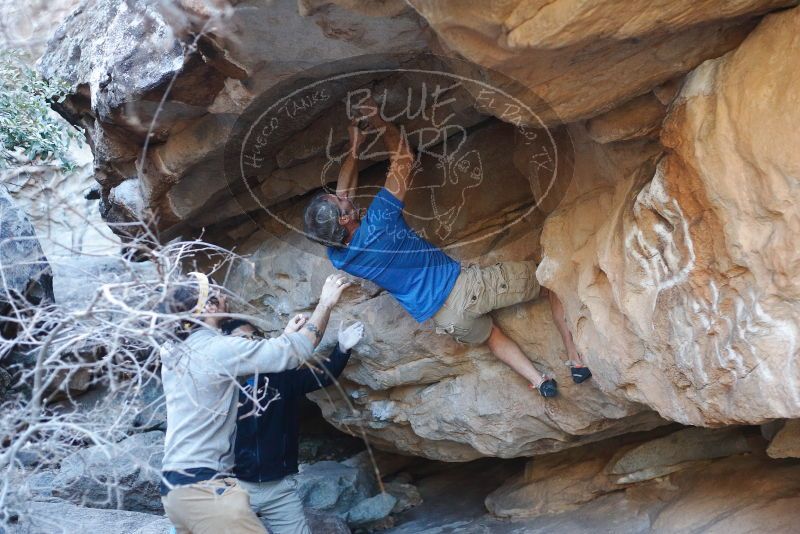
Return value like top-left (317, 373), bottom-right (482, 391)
top-left (7, 414), bottom-right (800, 533)
top-left (5, 387), bottom-right (401, 533)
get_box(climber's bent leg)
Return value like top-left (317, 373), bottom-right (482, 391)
top-left (486, 323), bottom-right (557, 397)
top-left (433, 307), bottom-right (556, 395)
top-left (548, 290), bottom-right (592, 384)
top-left (432, 262), bottom-right (557, 396)
top-left (485, 323), bottom-right (542, 385)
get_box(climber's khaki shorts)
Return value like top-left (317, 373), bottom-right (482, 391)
top-left (432, 261), bottom-right (540, 344)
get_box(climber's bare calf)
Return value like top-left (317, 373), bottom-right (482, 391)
top-left (543, 288), bottom-right (593, 383)
top-left (430, 260), bottom-right (585, 396)
top-left (486, 323), bottom-right (545, 386)
top-left (302, 95), bottom-right (589, 397)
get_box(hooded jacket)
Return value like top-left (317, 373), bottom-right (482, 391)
top-left (233, 345), bottom-right (351, 483)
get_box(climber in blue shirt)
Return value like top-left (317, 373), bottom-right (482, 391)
top-left (303, 96), bottom-right (591, 398)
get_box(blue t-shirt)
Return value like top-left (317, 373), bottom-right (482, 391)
top-left (328, 188), bottom-right (460, 322)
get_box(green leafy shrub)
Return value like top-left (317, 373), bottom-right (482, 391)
top-left (0, 49), bottom-right (83, 171)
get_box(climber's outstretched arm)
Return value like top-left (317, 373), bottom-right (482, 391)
top-left (363, 103), bottom-right (414, 202)
top-left (336, 120), bottom-right (364, 199)
top-left (381, 120), bottom-right (414, 202)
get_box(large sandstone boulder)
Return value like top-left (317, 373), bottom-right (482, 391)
top-left (605, 427), bottom-right (756, 484)
top-left (405, 0), bottom-right (796, 124)
top-left (216, 112), bottom-right (667, 461)
top-left (538, 6), bottom-right (800, 426)
top-left (36, 0), bottom-right (800, 465)
top-left (41, 0), bottom-right (786, 237)
top-left (483, 426), bottom-right (758, 519)
top-left (37, 0), bottom-right (429, 236)
top-left (396, 449), bottom-right (800, 533)
top-left (484, 437), bottom-right (624, 519)
top-left (227, 216), bottom-right (664, 461)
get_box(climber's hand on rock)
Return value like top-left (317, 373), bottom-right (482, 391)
top-left (338, 320), bottom-right (364, 352)
top-left (284, 313), bottom-right (308, 335)
top-left (358, 95), bottom-right (385, 128)
top-left (319, 274), bottom-right (352, 308)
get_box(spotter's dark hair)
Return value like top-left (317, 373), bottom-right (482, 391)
top-left (220, 319), bottom-right (263, 337)
top-left (159, 283), bottom-right (200, 315)
top-left (156, 276), bottom-right (213, 340)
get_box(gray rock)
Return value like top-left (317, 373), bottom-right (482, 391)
top-left (25, 470), bottom-right (58, 499)
top-left (303, 508), bottom-right (351, 534)
top-left (14, 449), bottom-right (43, 469)
top-left (295, 460), bottom-right (376, 516)
top-left (0, 183), bottom-right (53, 311)
top-left (390, 472), bottom-right (413, 485)
top-left (342, 451), bottom-right (378, 473)
top-left (347, 492), bottom-right (397, 527)
top-left (6, 500), bottom-right (167, 534)
top-left (761, 419), bottom-right (785, 441)
top-left (606, 427), bottom-right (754, 483)
top-left (384, 482), bottom-right (422, 514)
top-left (50, 380), bottom-right (159, 444)
top-left (51, 431), bottom-right (164, 513)
top-left (37, 0), bottom-right (187, 117)
top-left (131, 518), bottom-right (173, 534)
top-left (132, 380), bottom-right (168, 432)
top-left (343, 450), bottom-right (417, 482)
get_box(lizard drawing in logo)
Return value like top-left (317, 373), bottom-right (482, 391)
top-left (426, 147), bottom-right (484, 241)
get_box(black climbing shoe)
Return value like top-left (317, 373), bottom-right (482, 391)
top-left (571, 366), bottom-right (592, 384)
top-left (537, 378), bottom-right (558, 398)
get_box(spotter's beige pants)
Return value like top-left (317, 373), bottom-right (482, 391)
top-left (162, 477), bottom-right (267, 534)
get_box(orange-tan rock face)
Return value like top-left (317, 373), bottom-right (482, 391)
top-left (538, 7), bottom-right (800, 426)
top-left (480, 427), bottom-right (800, 532)
top-left (406, 0), bottom-right (795, 123)
top-left (224, 124), bottom-right (667, 460)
